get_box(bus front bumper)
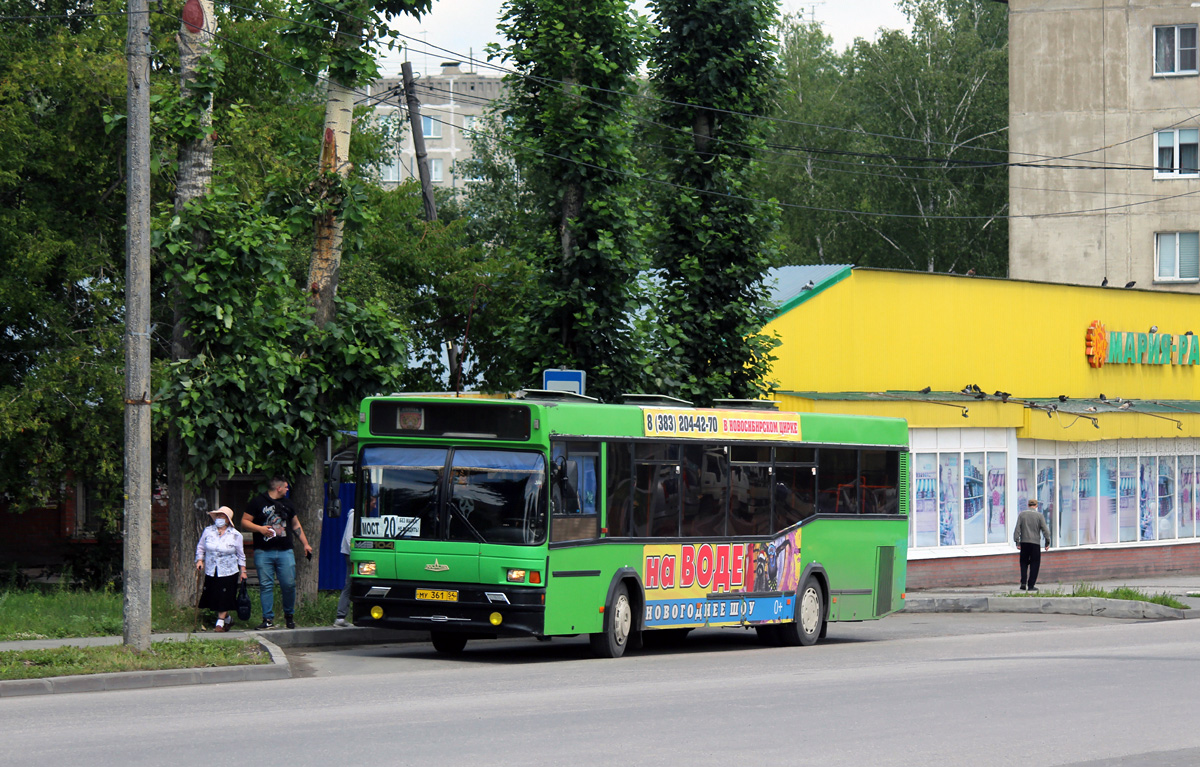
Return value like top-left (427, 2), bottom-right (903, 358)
top-left (351, 579), bottom-right (546, 637)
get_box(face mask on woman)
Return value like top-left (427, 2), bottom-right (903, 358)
top-left (214, 517), bottom-right (227, 529)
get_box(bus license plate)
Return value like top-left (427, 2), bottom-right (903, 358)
top-left (416, 589), bottom-right (458, 602)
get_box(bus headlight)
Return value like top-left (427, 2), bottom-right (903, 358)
top-left (506, 569), bottom-right (526, 582)
top-left (357, 561), bottom-right (377, 576)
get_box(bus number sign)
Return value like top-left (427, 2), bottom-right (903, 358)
top-left (359, 515), bottom-right (421, 539)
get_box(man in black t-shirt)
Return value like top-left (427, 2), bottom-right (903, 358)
top-left (242, 477), bottom-right (312, 629)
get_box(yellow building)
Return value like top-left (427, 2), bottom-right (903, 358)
top-left (766, 266), bottom-right (1200, 587)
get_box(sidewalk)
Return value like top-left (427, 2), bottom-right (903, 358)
top-left (905, 574), bottom-right (1200, 619)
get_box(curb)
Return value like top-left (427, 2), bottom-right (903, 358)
top-left (0, 626), bottom-right (427, 698)
top-left (0, 636), bottom-right (290, 698)
top-left (903, 596), bottom-right (1191, 620)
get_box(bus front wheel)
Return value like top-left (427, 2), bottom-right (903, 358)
top-left (431, 631), bottom-right (468, 655)
top-left (590, 582), bottom-right (632, 658)
top-left (780, 576), bottom-right (824, 647)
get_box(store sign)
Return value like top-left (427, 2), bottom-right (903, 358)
top-left (1085, 321), bottom-right (1200, 367)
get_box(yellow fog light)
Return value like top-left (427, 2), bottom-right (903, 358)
top-left (489, 612), bottom-right (503, 626)
top-left (357, 561), bottom-right (376, 576)
top-left (506, 569), bottom-right (526, 583)
top-left (370, 605), bottom-right (384, 620)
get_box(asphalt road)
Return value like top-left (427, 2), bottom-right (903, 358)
top-left (4, 613), bottom-right (1199, 767)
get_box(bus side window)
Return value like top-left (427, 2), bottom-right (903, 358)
top-left (551, 442), bottom-right (600, 542)
top-left (604, 442), bottom-right (634, 537)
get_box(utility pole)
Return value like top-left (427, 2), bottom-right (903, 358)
top-left (123, 0), bottom-right (153, 651)
top-left (401, 61), bottom-right (438, 222)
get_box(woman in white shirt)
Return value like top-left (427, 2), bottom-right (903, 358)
top-left (195, 506), bottom-right (247, 631)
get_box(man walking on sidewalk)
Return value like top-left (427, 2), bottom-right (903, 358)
top-left (1014, 499), bottom-right (1052, 591)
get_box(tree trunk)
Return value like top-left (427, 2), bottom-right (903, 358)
top-left (294, 19), bottom-right (361, 603)
top-left (167, 0), bottom-right (215, 608)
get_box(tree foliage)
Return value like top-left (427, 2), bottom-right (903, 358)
top-left (0, 0), bottom-right (128, 521)
top-left (647, 0), bottom-right (782, 404)
top-left (762, 0), bottom-right (1009, 274)
top-left (489, 0), bottom-right (650, 400)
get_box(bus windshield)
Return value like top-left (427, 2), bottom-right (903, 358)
top-left (359, 446), bottom-right (548, 545)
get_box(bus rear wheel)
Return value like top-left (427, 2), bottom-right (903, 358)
top-left (779, 576), bottom-right (824, 647)
top-left (590, 582), bottom-right (632, 658)
top-left (431, 631), bottom-right (468, 655)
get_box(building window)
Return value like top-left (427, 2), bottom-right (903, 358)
top-left (421, 115), bottom-right (442, 139)
top-left (911, 447), bottom-right (1007, 549)
top-left (1155, 25), bottom-right (1198, 75)
top-left (462, 115), bottom-right (477, 133)
top-left (429, 158), bottom-right (444, 183)
top-left (1155, 129), bottom-right (1198, 176)
top-left (1155, 231), bottom-right (1200, 281)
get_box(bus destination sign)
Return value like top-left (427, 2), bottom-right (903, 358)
top-left (641, 408), bottom-right (801, 441)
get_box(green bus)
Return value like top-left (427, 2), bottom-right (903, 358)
top-left (339, 392), bottom-right (909, 658)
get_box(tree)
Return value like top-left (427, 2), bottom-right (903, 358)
top-left (281, 0), bottom-right (432, 599)
top-left (491, 0), bottom-right (650, 400)
top-left (0, 0), bottom-right (129, 527)
top-left (647, 0), bottom-right (782, 404)
top-left (167, 0), bottom-right (219, 608)
top-left (762, 0), bottom-right (1009, 274)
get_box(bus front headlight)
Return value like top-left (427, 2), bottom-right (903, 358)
top-left (357, 561), bottom-right (377, 576)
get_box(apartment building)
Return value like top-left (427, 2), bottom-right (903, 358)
top-left (370, 61), bottom-right (505, 190)
top-left (1008, 0), bottom-right (1200, 292)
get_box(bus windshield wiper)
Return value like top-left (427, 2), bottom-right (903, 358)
top-left (448, 503), bottom-right (487, 543)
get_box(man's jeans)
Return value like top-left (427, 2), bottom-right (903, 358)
top-left (254, 548), bottom-right (296, 620)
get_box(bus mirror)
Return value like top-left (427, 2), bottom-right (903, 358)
top-left (327, 461), bottom-right (346, 518)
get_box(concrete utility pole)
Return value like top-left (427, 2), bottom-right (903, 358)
top-left (123, 0), bottom-right (153, 651)
top-left (401, 61), bottom-right (438, 222)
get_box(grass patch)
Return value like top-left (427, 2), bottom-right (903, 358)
top-left (0, 638), bottom-right (268, 680)
top-left (0, 582), bottom-right (340, 641)
top-left (1002, 583), bottom-right (1188, 609)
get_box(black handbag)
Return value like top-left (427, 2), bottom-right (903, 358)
top-left (235, 581), bottom-right (252, 621)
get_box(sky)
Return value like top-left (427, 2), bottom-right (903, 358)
top-left (381, 0), bottom-right (911, 78)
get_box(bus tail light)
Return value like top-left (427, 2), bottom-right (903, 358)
top-left (530, 571), bottom-right (541, 584)
top-left (507, 569), bottom-right (527, 582)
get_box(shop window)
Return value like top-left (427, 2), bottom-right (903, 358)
top-left (985, 452), bottom-right (1007, 544)
top-left (1118, 456), bottom-right (1139, 542)
top-left (1098, 457), bottom-right (1119, 544)
top-left (1180, 457), bottom-right (1197, 539)
top-left (1155, 232), bottom-right (1200, 282)
top-left (1078, 458), bottom-right (1098, 546)
top-left (1036, 459), bottom-right (1056, 540)
top-left (1139, 456), bottom-right (1158, 540)
top-left (912, 453), bottom-right (939, 548)
top-left (1155, 24), bottom-right (1198, 75)
top-left (1058, 458), bottom-right (1078, 547)
top-left (963, 452), bottom-right (985, 544)
top-left (1158, 456), bottom-right (1177, 540)
top-left (939, 454), bottom-right (961, 545)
